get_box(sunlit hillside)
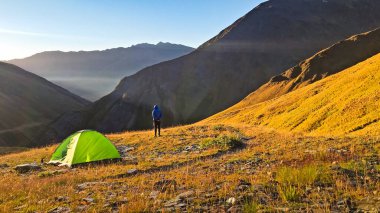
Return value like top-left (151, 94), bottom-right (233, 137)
top-left (205, 53), bottom-right (380, 136)
top-left (239, 28), bottom-right (380, 107)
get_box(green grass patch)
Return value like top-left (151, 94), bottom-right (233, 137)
top-left (243, 200), bottom-right (259, 212)
top-left (340, 160), bottom-right (369, 174)
top-left (212, 124), bottom-right (226, 131)
top-left (276, 165), bottom-right (333, 203)
top-left (199, 134), bottom-right (243, 150)
top-left (375, 164), bottom-right (380, 172)
top-left (278, 185), bottom-right (301, 203)
top-left (276, 165), bottom-right (332, 187)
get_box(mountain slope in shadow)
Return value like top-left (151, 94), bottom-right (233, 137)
top-left (0, 62), bottom-right (89, 147)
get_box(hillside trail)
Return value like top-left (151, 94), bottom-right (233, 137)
top-left (0, 122), bottom-right (45, 134)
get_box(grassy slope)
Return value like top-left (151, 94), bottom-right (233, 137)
top-left (0, 124), bottom-right (378, 212)
top-left (205, 53), bottom-right (380, 136)
top-left (242, 28), bottom-right (380, 107)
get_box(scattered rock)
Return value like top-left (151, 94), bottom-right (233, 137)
top-left (176, 190), bottom-right (194, 200)
top-left (48, 206), bottom-right (71, 213)
top-left (14, 163), bottom-right (42, 173)
top-left (117, 146), bottom-right (135, 157)
top-left (127, 168), bottom-right (138, 175)
top-left (236, 179), bottom-right (251, 191)
top-left (185, 144), bottom-right (200, 152)
top-left (55, 196), bottom-right (69, 202)
top-left (336, 198), bottom-right (351, 208)
top-left (162, 190), bottom-right (194, 207)
top-left (104, 198), bottom-right (128, 209)
top-left (122, 156), bottom-right (138, 165)
top-left (76, 182), bottom-right (108, 191)
top-left (204, 193), bottom-right (215, 198)
top-left (327, 147), bottom-right (349, 154)
top-left (226, 197), bottom-right (236, 205)
top-left (175, 203), bottom-right (187, 208)
top-left (75, 205), bottom-right (88, 211)
top-left (82, 197), bottom-right (94, 204)
top-left (356, 197), bottom-right (380, 212)
top-left (153, 179), bottom-right (177, 192)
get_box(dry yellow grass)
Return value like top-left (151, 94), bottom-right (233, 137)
top-left (0, 123), bottom-right (378, 212)
top-left (205, 53), bottom-right (380, 136)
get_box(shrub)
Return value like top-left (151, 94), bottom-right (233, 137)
top-left (278, 185), bottom-right (301, 203)
top-left (212, 124), bottom-right (225, 131)
top-left (200, 134), bottom-right (243, 150)
top-left (276, 165), bottom-right (332, 203)
top-left (276, 166), bottom-right (322, 187)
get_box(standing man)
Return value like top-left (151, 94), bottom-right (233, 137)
top-left (152, 105), bottom-right (162, 137)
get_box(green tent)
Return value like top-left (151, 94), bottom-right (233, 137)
top-left (49, 130), bottom-right (121, 167)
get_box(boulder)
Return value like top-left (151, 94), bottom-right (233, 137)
top-left (48, 206), bottom-right (71, 213)
top-left (14, 163), bottom-right (42, 173)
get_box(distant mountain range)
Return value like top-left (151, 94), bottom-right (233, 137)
top-left (41, 0), bottom-right (380, 144)
top-left (8, 42), bottom-right (194, 100)
top-left (0, 62), bottom-right (89, 147)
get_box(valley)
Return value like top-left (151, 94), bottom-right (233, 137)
top-left (0, 0), bottom-right (379, 212)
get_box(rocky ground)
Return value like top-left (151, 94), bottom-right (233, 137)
top-left (0, 124), bottom-right (379, 212)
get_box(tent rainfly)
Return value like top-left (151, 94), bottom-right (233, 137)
top-left (49, 130), bottom-right (121, 167)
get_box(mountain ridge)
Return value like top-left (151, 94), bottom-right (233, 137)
top-left (8, 42), bottom-right (194, 100)
top-left (234, 27), bottom-right (380, 107)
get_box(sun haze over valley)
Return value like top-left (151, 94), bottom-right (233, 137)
top-left (0, 0), bottom-right (379, 212)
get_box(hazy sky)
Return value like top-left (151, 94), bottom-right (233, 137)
top-left (0, 0), bottom-right (262, 60)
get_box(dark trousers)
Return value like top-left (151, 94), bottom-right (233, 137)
top-left (154, 120), bottom-right (161, 136)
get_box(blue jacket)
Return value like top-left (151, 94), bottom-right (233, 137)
top-left (152, 105), bottom-right (162, 121)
